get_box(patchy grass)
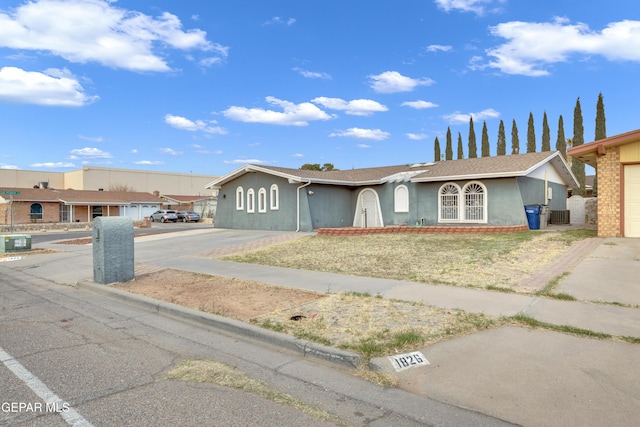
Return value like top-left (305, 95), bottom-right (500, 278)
top-left (254, 292), bottom-right (502, 365)
top-left (510, 315), bottom-right (612, 339)
top-left (165, 359), bottom-right (347, 425)
top-left (223, 230), bottom-right (598, 292)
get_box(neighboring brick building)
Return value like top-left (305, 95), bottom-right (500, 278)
top-left (0, 187), bottom-right (164, 226)
top-left (569, 128), bottom-right (640, 237)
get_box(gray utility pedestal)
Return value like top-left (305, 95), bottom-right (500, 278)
top-left (93, 217), bottom-right (134, 284)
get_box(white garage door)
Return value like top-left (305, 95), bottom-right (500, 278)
top-left (624, 165), bottom-right (640, 238)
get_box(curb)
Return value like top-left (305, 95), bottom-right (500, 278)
top-left (76, 281), bottom-right (362, 369)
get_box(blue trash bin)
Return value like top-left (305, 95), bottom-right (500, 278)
top-left (525, 205), bottom-right (541, 230)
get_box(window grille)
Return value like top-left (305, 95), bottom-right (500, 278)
top-left (440, 184), bottom-right (459, 221)
top-left (464, 183), bottom-right (484, 221)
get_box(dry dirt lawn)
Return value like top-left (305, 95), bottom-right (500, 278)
top-left (84, 230), bottom-right (596, 361)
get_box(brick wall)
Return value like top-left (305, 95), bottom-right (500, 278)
top-left (595, 146), bottom-right (621, 237)
top-left (316, 225), bottom-right (529, 236)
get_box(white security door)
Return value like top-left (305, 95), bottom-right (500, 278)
top-left (354, 189), bottom-right (383, 227)
top-left (624, 165), bottom-right (640, 237)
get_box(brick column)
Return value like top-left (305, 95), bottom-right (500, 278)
top-left (595, 147), bottom-right (621, 237)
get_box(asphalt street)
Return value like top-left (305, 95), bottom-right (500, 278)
top-left (0, 231), bottom-right (509, 427)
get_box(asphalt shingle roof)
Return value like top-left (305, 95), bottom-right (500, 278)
top-left (207, 151), bottom-right (576, 188)
top-left (0, 187), bottom-right (163, 205)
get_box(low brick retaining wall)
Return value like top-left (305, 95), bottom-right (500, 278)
top-left (0, 220), bottom-right (149, 233)
top-left (315, 224), bottom-right (530, 236)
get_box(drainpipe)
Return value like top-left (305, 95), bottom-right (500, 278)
top-left (296, 180), bottom-right (311, 232)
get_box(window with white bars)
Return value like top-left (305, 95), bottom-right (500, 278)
top-left (439, 184), bottom-right (459, 221)
top-left (464, 182), bottom-right (485, 221)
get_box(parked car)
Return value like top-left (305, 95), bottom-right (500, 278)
top-left (177, 210), bottom-right (200, 222)
top-left (150, 210), bottom-right (178, 223)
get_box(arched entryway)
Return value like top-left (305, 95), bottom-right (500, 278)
top-left (353, 188), bottom-right (383, 227)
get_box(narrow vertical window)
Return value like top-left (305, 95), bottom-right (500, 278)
top-left (258, 188), bottom-right (267, 213)
top-left (236, 187), bottom-right (244, 210)
top-left (270, 184), bottom-right (279, 210)
top-left (394, 185), bottom-right (409, 213)
top-left (247, 189), bottom-right (255, 213)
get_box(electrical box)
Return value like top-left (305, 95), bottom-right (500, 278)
top-left (0, 235), bottom-right (32, 253)
top-left (92, 217), bottom-right (134, 284)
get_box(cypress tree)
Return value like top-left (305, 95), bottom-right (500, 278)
top-left (457, 132), bottom-right (464, 159)
top-left (445, 127), bottom-right (453, 160)
top-left (468, 117), bottom-right (477, 158)
top-left (481, 121), bottom-right (490, 157)
top-left (542, 111), bottom-right (550, 151)
top-left (511, 119), bottom-right (519, 154)
top-left (556, 115), bottom-right (566, 160)
top-left (527, 112), bottom-right (536, 153)
top-left (434, 136), bottom-right (441, 162)
top-left (571, 97), bottom-right (586, 196)
top-left (593, 92), bottom-right (606, 196)
top-left (497, 120), bottom-right (506, 155)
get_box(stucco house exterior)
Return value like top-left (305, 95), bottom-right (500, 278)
top-left (569, 128), bottom-right (640, 237)
top-left (206, 151), bottom-right (577, 232)
top-left (0, 187), bottom-right (164, 226)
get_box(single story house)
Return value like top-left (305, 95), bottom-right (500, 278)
top-left (205, 151), bottom-right (578, 232)
top-left (0, 187), bottom-right (164, 225)
top-left (568, 128), bottom-right (640, 237)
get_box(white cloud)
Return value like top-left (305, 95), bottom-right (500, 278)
top-left (401, 100), bottom-right (439, 109)
top-left (368, 71), bottom-right (434, 94)
top-left (434, 0), bottom-right (500, 15)
top-left (70, 147), bottom-right (112, 158)
top-left (293, 67), bottom-right (331, 79)
top-left (0, 0), bottom-right (223, 72)
top-left (29, 162), bottom-right (76, 168)
top-left (223, 96), bottom-right (333, 126)
top-left (0, 164), bottom-right (18, 169)
top-left (134, 160), bottom-right (165, 165)
top-left (264, 17), bottom-right (296, 26)
top-left (485, 18), bottom-right (640, 76)
top-left (426, 44), bottom-right (452, 52)
top-left (329, 128), bottom-right (390, 140)
top-left (130, 149), bottom-right (138, 154)
top-left (164, 114), bottom-right (227, 134)
top-left (0, 67), bottom-right (97, 106)
top-left (406, 133), bottom-right (428, 140)
top-left (443, 108), bottom-right (500, 124)
top-left (311, 97), bottom-right (388, 116)
top-left (357, 144), bottom-right (371, 149)
top-left (292, 153), bottom-right (304, 157)
top-left (159, 148), bottom-right (183, 156)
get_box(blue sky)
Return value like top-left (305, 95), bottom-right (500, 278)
top-left (1, 0), bottom-right (639, 176)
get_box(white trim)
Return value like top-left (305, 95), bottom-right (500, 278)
top-left (353, 188), bottom-right (384, 227)
top-left (236, 187), bottom-right (244, 210)
top-left (394, 185), bottom-right (409, 213)
top-left (258, 188), bottom-right (267, 213)
top-left (246, 188), bottom-right (255, 213)
top-left (438, 183), bottom-right (460, 222)
top-left (462, 181), bottom-right (487, 223)
top-left (270, 184), bottom-right (279, 210)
